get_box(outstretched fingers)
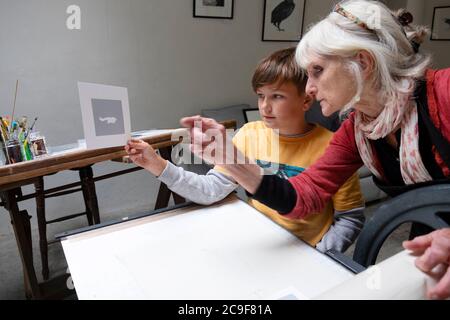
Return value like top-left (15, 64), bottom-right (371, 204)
top-left (403, 233), bottom-right (433, 254)
top-left (180, 115), bottom-right (202, 128)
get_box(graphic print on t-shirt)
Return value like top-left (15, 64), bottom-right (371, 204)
top-left (257, 159), bottom-right (305, 179)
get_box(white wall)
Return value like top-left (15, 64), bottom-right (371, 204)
top-left (388, 0), bottom-right (408, 11)
top-left (303, 0), bottom-right (336, 29)
top-left (0, 0), bottom-right (287, 146)
top-left (0, 1), bottom-right (335, 231)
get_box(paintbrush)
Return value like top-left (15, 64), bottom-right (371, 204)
top-left (0, 117), bottom-right (9, 141)
top-left (28, 117), bottom-right (38, 132)
top-left (10, 80), bottom-right (19, 133)
top-left (24, 117), bottom-right (38, 144)
top-left (0, 119), bottom-right (12, 165)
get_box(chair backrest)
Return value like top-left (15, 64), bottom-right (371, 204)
top-left (353, 184), bottom-right (450, 267)
top-left (201, 104), bottom-right (251, 129)
top-left (242, 108), bottom-right (260, 123)
top-left (305, 101), bottom-right (341, 132)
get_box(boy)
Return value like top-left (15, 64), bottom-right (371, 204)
top-left (125, 48), bottom-right (365, 252)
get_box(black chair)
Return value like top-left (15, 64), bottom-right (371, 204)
top-left (305, 101), bottom-right (341, 132)
top-left (352, 184), bottom-right (450, 267)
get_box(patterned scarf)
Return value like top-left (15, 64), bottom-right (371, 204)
top-left (354, 80), bottom-right (433, 185)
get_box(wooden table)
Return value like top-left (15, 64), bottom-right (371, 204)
top-left (0, 121), bottom-right (236, 299)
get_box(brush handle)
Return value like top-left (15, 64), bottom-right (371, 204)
top-left (10, 80), bottom-right (19, 132)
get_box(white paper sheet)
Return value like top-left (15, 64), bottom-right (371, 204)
top-left (62, 197), bottom-right (353, 300)
top-left (315, 250), bottom-right (438, 300)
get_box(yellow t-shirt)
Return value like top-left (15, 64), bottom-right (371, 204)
top-left (215, 121), bottom-right (364, 246)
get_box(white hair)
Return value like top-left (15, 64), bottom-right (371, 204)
top-left (296, 0), bottom-right (431, 115)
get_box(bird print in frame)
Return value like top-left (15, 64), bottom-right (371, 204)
top-left (262, 0), bottom-right (306, 42)
top-left (430, 6), bottom-right (450, 40)
top-left (271, 0), bottom-right (296, 31)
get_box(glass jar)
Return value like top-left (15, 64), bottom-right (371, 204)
top-left (5, 138), bottom-right (23, 164)
top-left (1, 140), bottom-right (7, 165)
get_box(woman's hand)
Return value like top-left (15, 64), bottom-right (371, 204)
top-left (180, 116), bottom-right (226, 145)
top-left (125, 139), bottom-right (167, 176)
top-left (403, 228), bottom-right (450, 300)
top-left (180, 116), bottom-right (233, 165)
top-left (180, 116), bottom-right (263, 194)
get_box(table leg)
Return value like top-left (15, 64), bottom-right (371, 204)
top-left (79, 166), bottom-right (101, 225)
top-left (34, 177), bottom-right (49, 280)
top-left (173, 192), bottom-right (186, 205)
top-left (1, 189), bottom-right (41, 299)
top-left (154, 182), bottom-right (172, 210)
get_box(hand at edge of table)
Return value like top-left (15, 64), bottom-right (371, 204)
top-left (403, 228), bottom-right (450, 300)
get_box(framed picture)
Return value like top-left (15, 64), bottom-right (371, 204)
top-left (262, 0), bottom-right (306, 42)
top-left (430, 6), bottom-right (450, 41)
top-left (243, 108), bottom-right (261, 123)
top-left (193, 0), bottom-right (234, 19)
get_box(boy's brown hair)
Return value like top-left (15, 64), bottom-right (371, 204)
top-left (252, 47), bottom-right (307, 95)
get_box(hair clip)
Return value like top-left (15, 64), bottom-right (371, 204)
top-left (334, 4), bottom-right (372, 32)
top-left (394, 10), bottom-right (419, 53)
top-left (411, 40), bottom-right (420, 53)
top-left (398, 11), bottom-right (413, 26)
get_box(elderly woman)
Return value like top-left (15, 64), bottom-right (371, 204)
top-left (182, 0), bottom-right (450, 299)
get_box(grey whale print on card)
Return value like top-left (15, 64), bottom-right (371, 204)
top-left (92, 99), bottom-right (125, 136)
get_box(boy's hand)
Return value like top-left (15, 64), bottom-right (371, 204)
top-left (125, 139), bottom-right (167, 176)
top-left (403, 228), bottom-right (450, 300)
